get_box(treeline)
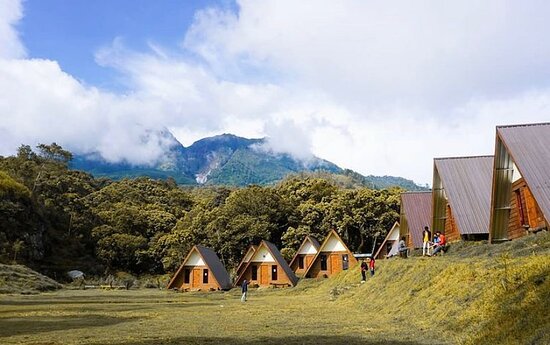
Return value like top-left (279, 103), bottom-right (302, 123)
top-left (0, 144), bottom-right (401, 278)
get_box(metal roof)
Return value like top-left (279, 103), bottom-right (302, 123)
top-left (497, 123), bottom-right (550, 224)
top-left (401, 192), bottom-right (432, 248)
top-left (434, 156), bottom-right (493, 235)
top-left (195, 245), bottom-right (233, 290)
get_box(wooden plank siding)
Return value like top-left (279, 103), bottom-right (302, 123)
top-left (174, 266), bottom-right (220, 291)
top-left (306, 251), bottom-right (355, 278)
top-left (507, 178), bottom-right (546, 240)
top-left (238, 263), bottom-right (293, 287)
top-left (444, 205), bottom-right (462, 242)
top-left (290, 254), bottom-right (316, 276)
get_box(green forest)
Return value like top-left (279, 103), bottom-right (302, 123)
top-left (0, 144), bottom-right (402, 279)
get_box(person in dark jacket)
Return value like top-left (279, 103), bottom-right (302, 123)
top-left (360, 260), bottom-right (367, 282)
top-left (241, 279), bottom-right (250, 302)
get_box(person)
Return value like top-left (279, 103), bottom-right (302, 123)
top-left (368, 257), bottom-right (375, 277)
top-left (398, 237), bottom-right (408, 258)
top-left (360, 260), bottom-right (367, 282)
top-left (431, 231), bottom-right (447, 256)
top-left (422, 226), bottom-right (432, 256)
top-left (241, 279), bottom-right (250, 302)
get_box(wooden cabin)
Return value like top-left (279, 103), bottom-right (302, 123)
top-left (303, 230), bottom-right (358, 278)
top-left (167, 245), bottom-right (232, 291)
top-left (400, 192), bottom-right (432, 249)
top-left (235, 245), bottom-right (257, 278)
top-left (235, 240), bottom-right (298, 288)
top-left (289, 235), bottom-right (321, 276)
top-left (489, 123), bottom-right (550, 242)
top-left (374, 222), bottom-right (400, 259)
top-left (432, 156), bottom-right (493, 242)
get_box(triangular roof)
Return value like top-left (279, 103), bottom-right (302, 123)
top-left (374, 221), bottom-right (400, 259)
top-left (490, 123), bottom-right (550, 241)
top-left (235, 245), bottom-right (257, 275)
top-left (302, 229), bottom-right (355, 277)
top-left (433, 156), bottom-right (493, 235)
top-left (288, 235), bottom-right (321, 268)
top-left (401, 191), bottom-right (432, 248)
top-left (167, 245), bottom-right (232, 290)
top-left (234, 240), bottom-right (298, 286)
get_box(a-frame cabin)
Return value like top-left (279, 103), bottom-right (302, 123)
top-left (235, 245), bottom-right (257, 278)
top-left (374, 221), bottom-right (400, 259)
top-left (289, 235), bottom-right (321, 276)
top-left (235, 240), bottom-right (298, 288)
top-left (167, 245), bottom-right (232, 291)
top-left (400, 191), bottom-right (432, 249)
top-left (432, 156), bottom-right (493, 242)
top-left (303, 230), bottom-right (357, 278)
top-left (489, 123), bottom-right (550, 242)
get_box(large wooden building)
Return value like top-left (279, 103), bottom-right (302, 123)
top-left (489, 123), bottom-right (550, 242)
top-left (432, 156), bottom-right (493, 242)
top-left (303, 230), bottom-right (357, 278)
top-left (289, 235), bottom-right (321, 276)
top-left (234, 240), bottom-right (298, 287)
top-left (400, 191), bottom-right (432, 249)
top-left (374, 221), bottom-right (400, 259)
top-left (167, 245), bottom-right (232, 291)
top-left (235, 245), bottom-right (257, 278)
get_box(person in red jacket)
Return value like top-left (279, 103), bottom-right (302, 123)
top-left (431, 231), bottom-right (447, 256)
top-left (368, 257), bottom-right (376, 277)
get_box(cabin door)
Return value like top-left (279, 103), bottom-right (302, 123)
top-left (330, 254), bottom-right (340, 275)
top-left (192, 268), bottom-right (201, 288)
top-left (305, 255), bottom-right (313, 268)
top-left (260, 265), bottom-right (269, 285)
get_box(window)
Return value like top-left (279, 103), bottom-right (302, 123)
top-left (320, 255), bottom-right (328, 271)
top-left (271, 265), bottom-right (278, 281)
top-left (298, 256), bottom-right (304, 269)
top-left (203, 269), bottom-right (209, 284)
top-left (251, 265), bottom-right (258, 280)
top-left (184, 268), bottom-right (190, 284)
top-left (342, 254), bottom-right (349, 270)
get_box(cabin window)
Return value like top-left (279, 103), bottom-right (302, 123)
top-left (320, 255), bottom-right (328, 271)
top-left (251, 265), bottom-right (258, 280)
top-left (184, 268), bottom-right (190, 284)
top-left (203, 269), bottom-right (209, 284)
top-left (342, 254), bottom-right (349, 270)
top-left (515, 190), bottom-right (527, 226)
top-left (271, 265), bottom-right (278, 281)
top-left (298, 256), bottom-right (304, 269)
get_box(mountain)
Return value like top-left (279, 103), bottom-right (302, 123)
top-left (71, 131), bottom-right (426, 190)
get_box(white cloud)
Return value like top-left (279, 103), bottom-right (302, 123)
top-left (0, 0), bottom-right (25, 58)
top-left (1, 0), bottom-right (550, 184)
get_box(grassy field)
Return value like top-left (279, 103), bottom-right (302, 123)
top-left (1, 233), bottom-right (549, 345)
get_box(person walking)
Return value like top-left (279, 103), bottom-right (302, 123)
top-left (368, 257), bottom-right (376, 277)
top-left (360, 260), bottom-right (368, 282)
top-left (422, 226), bottom-right (432, 256)
top-left (241, 279), bottom-right (250, 302)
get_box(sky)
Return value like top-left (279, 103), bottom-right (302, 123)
top-left (1, 0), bottom-right (550, 184)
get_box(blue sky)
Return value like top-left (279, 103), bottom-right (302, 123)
top-left (1, 0), bottom-right (550, 184)
top-left (19, 0), bottom-right (227, 90)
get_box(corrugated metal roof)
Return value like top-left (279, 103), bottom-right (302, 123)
top-left (401, 192), bottom-right (432, 248)
top-left (195, 245), bottom-right (233, 290)
top-left (434, 156), bottom-right (493, 235)
top-left (497, 123), bottom-right (550, 223)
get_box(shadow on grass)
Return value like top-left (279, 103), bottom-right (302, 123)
top-left (108, 336), bottom-right (427, 345)
top-left (0, 315), bottom-right (138, 337)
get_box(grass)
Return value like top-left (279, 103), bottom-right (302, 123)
top-left (0, 233), bottom-right (549, 345)
top-left (0, 264), bottom-right (62, 294)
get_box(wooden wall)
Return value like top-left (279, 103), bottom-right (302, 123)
top-left (507, 178), bottom-right (546, 240)
top-left (290, 254), bottom-right (316, 276)
top-left (236, 262), bottom-right (293, 287)
top-left (444, 204), bottom-right (462, 242)
top-left (172, 265), bottom-right (221, 291)
top-left (306, 251), bottom-right (357, 278)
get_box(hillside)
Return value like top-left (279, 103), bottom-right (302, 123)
top-left (71, 132), bottom-right (426, 190)
top-left (0, 264), bottom-right (62, 294)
